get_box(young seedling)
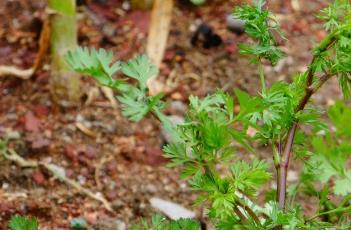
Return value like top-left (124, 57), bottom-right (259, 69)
top-left (7, 215), bottom-right (39, 230)
top-left (66, 0), bottom-right (351, 228)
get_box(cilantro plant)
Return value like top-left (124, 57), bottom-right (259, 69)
top-left (7, 215), bottom-right (39, 230)
top-left (131, 214), bottom-right (199, 230)
top-left (65, 0), bottom-right (351, 228)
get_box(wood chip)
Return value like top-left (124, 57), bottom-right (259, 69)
top-left (76, 122), bottom-right (97, 138)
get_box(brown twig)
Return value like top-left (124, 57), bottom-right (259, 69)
top-left (1, 147), bottom-right (114, 212)
top-left (0, 18), bottom-right (50, 79)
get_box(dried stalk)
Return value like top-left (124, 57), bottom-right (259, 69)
top-left (1, 147), bottom-right (114, 212)
top-left (0, 19), bottom-right (50, 79)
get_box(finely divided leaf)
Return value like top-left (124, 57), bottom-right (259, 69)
top-left (231, 159), bottom-right (271, 195)
top-left (65, 47), bottom-right (122, 88)
top-left (122, 55), bottom-right (159, 91)
top-left (8, 216), bottom-right (39, 230)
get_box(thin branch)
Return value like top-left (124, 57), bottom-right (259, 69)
top-left (312, 73), bottom-right (334, 93)
top-left (277, 72), bottom-right (336, 210)
top-left (259, 61), bottom-right (267, 95)
top-left (307, 206), bottom-right (351, 221)
top-left (340, 194), bottom-right (351, 207)
top-left (234, 206), bottom-right (250, 224)
top-left (276, 30), bottom-right (339, 211)
top-left (278, 123), bottom-right (297, 209)
top-left (0, 18), bottom-right (50, 79)
top-left (273, 142), bottom-right (281, 202)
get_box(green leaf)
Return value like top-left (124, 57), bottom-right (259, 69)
top-left (8, 215), bottom-right (39, 230)
top-left (133, 214), bottom-right (199, 230)
top-left (328, 101), bottom-right (351, 137)
top-left (231, 159), bottom-right (271, 195)
top-left (234, 88), bottom-right (261, 121)
top-left (65, 47), bottom-right (123, 89)
top-left (163, 143), bottom-right (189, 167)
top-left (334, 175), bottom-right (351, 196)
top-left (169, 218), bottom-right (200, 230)
top-left (339, 73), bottom-right (351, 99)
top-left (233, 1), bottom-right (284, 65)
top-left (151, 214), bottom-right (166, 230)
top-left (117, 93), bottom-right (150, 122)
top-left (121, 55), bottom-right (159, 91)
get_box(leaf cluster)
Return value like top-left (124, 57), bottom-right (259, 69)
top-left (132, 214), bottom-right (199, 230)
top-left (163, 92), bottom-right (239, 175)
top-left (65, 0), bottom-right (351, 229)
top-left (303, 102), bottom-right (351, 196)
top-left (8, 215), bottom-right (39, 230)
top-left (66, 47), bottom-right (164, 122)
top-left (233, 0), bottom-right (284, 65)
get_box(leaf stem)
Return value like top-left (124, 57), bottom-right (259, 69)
top-left (234, 206), bottom-right (250, 224)
top-left (307, 206), bottom-right (351, 221)
top-left (340, 194), bottom-right (351, 207)
top-left (237, 199), bottom-right (262, 226)
top-left (259, 61), bottom-right (266, 95)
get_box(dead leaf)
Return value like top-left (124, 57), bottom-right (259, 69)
top-left (76, 122), bottom-right (97, 138)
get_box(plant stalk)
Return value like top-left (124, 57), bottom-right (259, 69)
top-left (259, 62), bottom-right (266, 95)
top-left (234, 206), bottom-right (250, 224)
top-left (307, 206), bottom-right (351, 221)
top-left (276, 28), bottom-right (340, 211)
top-left (277, 123), bottom-right (297, 209)
top-left (237, 199), bottom-right (262, 226)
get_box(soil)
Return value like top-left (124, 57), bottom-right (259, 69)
top-left (0, 0), bottom-right (343, 229)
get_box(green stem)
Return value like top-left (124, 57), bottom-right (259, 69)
top-left (258, 61), bottom-right (266, 95)
top-left (340, 194), bottom-right (351, 207)
top-left (237, 199), bottom-right (262, 226)
top-left (307, 206), bottom-right (351, 221)
top-left (48, 0), bottom-right (81, 106)
top-left (234, 206), bottom-right (250, 224)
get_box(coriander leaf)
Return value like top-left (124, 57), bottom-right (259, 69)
top-left (334, 175), bottom-right (351, 196)
top-left (231, 159), bottom-right (271, 196)
top-left (121, 55), bottom-right (158, 91)
top-left (65, 47), bottom-right (122, 89)
top-left (8, 215), bottom-right (39, 230)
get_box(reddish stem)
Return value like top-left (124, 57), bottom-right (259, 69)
top-left (277, 73), bottom-right (333, 210)
top-left (278, 123), bottom-right (297, 209)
